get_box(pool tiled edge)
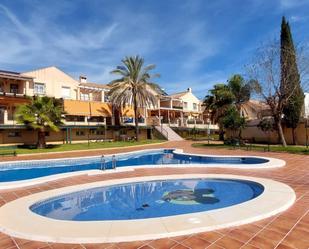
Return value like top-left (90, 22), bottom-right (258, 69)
top-left (0, 174), bottom-right (295, 244)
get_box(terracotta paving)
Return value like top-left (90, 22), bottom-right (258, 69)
top-left (0, 141), bottom-right (308, 249)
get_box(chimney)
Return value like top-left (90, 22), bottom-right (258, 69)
top-left (79, 75), bottom-right (87, 83)
top-left (187, 87), bottom-right (192, 93)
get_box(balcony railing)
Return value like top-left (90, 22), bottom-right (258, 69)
top-left (172, 106), bottom-right (183, 110)
top-left (0, 91), bottom-right (26, 98)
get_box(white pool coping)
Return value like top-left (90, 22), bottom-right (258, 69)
top-left (0, 174), bottom-right (295, 243)
top-left (0, 148), bottom-right (286, 190)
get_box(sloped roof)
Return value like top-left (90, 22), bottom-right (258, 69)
top-left (242, 99), bottom-right (271, 120)
top-left (169, 91), bottom-right (187, 99)
top-left (244, 99), bottom-right (269, 110)
top-left (0, 69), bottom-right (33, 80)
top-left (22, 66), bottom-right (79, 84)
top-left (79, 82), bottom-right (110, 90)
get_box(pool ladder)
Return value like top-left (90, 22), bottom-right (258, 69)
top-left (112, 155), bottom-right (117, 169)
top-left (100, 155), bottom-right (117, 170)
top-left (100, 155), bottom-right (106, 170)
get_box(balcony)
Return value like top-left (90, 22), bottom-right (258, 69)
top-left (0, 92), bottom-right (30, 104)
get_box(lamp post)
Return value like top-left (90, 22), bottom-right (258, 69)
top-left (87, 116), bottom-right (90, 148)
top-left (305, 116), bottom-right (309, 149)
top-left (207, 122), bottom-right (210, 144)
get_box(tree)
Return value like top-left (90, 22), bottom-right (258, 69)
top-left (248, 17), bottom-right (308, 147)
top-left (281, 17), bottom-right (304, 145)
top-left (257, 118), bottom-right (274, 151)
top-left (15, 96), bottom-right (64, 148)
top-left (203, 84), bottom-right (234, 140)
top-left (203, 75), bottom-right (251, 141)
top-left (227, 74), bottom-right (251, 112)
top-left (108, 56), bottom-right (161, 141)
top-left (222, 106), bottom-right (246, 141)
top-left (227, 74), bottom-right (251, 139)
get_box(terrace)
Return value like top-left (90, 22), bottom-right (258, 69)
top-left (0, 71), bottom-right (33, 126)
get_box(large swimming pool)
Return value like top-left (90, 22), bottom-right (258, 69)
top-left (0, 149), bottom-right (270, 182)
top-left (30, 178), bottom-right (264, 221)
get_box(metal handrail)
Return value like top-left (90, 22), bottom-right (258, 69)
top-left (100, 155), bottom-right (106, 170)
top-left (112, 155), bottom-right (117, 169)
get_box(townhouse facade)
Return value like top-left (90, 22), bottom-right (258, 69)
top-left (0, 66), bottom-right (217, 145)
top-left (237, 99), bottom-right (309, 145)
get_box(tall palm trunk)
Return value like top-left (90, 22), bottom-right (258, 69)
top-left (133, 92), bottom-right (139, 141)
top-left (37, 130), bottom-right (46, 149)
top-left (218, 124), bottom-right (224, 141)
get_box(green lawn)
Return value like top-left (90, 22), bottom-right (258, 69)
top-left (192, 142), bottom-right (309, 155)
top-left (0, 139), bottom-right (165, 155)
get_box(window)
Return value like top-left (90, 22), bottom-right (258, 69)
top-left (193, 103), bottom-right (197, 110)
top-left (45, 131), bottom-right (50, 137)
top-left (104, 94), bottom-right (110, 102)
top-left (61, 86), bottom-right (71, 99)
top-left (183, 102), bottom-right (188, 109)
top-left (80, 93), bottom-right (89, 101)
top-left (0, 83), bottom-right (3, 92)
top-left (34, 83), bottom-right (45, 95)
top-left (10, 84), bottom-right (19, 94)
top-left (66, 115), bottom-right (85, 122)
top-left (90, 129), bottom-right (104, 135)
top-left (8, 131), bottom-right (21, 137)
top-left (76, 130), bottom-right (85, 136)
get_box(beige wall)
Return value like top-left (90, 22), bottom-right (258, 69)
top-left (179, 91), bottom-right (201, 113)
top-left (0, 130), bottom-right (37, 144)
top-left (0, 128), bottom-right (150, 145)
top-left (23, 66), bottom-right (79, 99)
top-left (237, 121), bottom-right (308, 145)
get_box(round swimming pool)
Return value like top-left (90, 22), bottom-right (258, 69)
top-left (30, 178), bottom-right (264, 221)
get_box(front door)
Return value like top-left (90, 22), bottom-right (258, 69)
top-left (10, 84), bottom-right (19, 94)
top-left (0, 106), bottom-right (6, 124)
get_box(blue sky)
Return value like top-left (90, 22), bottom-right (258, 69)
top-left (0, 0), bottom-right (308, 98)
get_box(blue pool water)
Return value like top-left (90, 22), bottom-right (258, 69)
top-left (30, 178), bottom-right (264, 220)
top-left (0, 149), bottom-right (269, 182)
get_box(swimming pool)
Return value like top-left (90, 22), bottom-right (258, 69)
top-left (0, 148), bottom-right (285, 189)
top-left (0, 174), bottom-right (295, 243)
top-left (31, 178), bottom-right (264, 221)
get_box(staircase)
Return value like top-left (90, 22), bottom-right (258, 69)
top-left (154, 124), bottom-right (184, 141)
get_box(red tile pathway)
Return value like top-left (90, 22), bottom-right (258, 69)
top-left (0, 141), bottom-right (308, 249)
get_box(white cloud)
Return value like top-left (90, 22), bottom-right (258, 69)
top-left (0, 1), bottom-right (224, 89)
top-left (279, 0), bottom-right (309, 8)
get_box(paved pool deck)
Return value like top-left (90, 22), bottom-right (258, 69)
top-left (0, 140), bottom-right (308, 249)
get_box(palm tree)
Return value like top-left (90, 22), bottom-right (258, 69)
top-left (204, 75), bottom-right (252, 141)
top-left (227, 74), bottom-right (251, 139)
top-left (203, 84), bottom-right (234, 140)
top-left (15, 96), bottom-right (64, 148)
top-left (227, 74), bottom-right (251, 112)
top-left (108, 56), bottom-right (161, 141)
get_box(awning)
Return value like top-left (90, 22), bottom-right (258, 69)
top-left (63, 100), bottom-right (112, 117)
top-left (121, 106), bottom-right (145, 117)
top-left (90, 102), bottom-right (112, 116)
top-left (63, 100), bottom-right (91, 116)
